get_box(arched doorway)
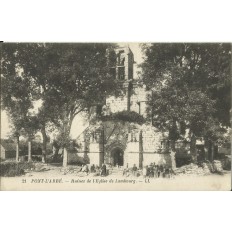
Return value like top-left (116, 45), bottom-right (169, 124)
top-left (111, 147), bottom-right (124, 166)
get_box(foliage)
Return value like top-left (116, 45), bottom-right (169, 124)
top-left (0, 161), bottom-right (35, 177)
top-left (1, 43), bottom-right (119, 151)
top-left (140, 43), bottom-right (231, 146)
top-left (101, 110), bottom-right (145, 125)
top-left (18, 140), bottom-right (53, 156)
top-left (41, 43), bottom-right (118, 147)
top-left (1, 44), bottom-right (42, 140)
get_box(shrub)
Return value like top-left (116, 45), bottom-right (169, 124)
top-left (47, 154), bottom-right (63, 163)
top-left (0, 162), bottom-right (35, 177)
top-left (222, 156), bottom-right (231, 170)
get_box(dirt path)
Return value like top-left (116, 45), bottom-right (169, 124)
top-left (1, 166), bottom-right (231, 191)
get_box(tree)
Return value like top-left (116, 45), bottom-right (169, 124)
top-left (2, 44), bottom-right (40, 161)
top-left (1, 44), bottom-right (41, 161)
top-left (140, 43), bottom-right (231, 161)
top-left (41, 43), bottom-right (118, 166)
top-left (1, 43), bottom-right (119, 166)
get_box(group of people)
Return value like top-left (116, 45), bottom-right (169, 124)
top-left (142, 163), bottom-right (174, 178)
top-left (123, 163), bottom-right (175, 178)
top-left (79, 162), bottom-right (174, 178)
top-left (123, 164), bottom-right (137, 177)
top-left (79, 163), bottom-right (107, 176)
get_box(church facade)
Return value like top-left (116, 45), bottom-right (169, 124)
top-left (73, 46), bottom-right (175, 168)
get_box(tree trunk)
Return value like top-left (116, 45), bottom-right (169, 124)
top-left (169, 140), bottom-right (176, 169)
top-left (15, 136), bottom-right (19, 162)
top-left (206, 140), bottom-right (215, 162)
top-left (190, 134), bottom-right (197, 163)
top-left (211, 143), bottom-right (215, 162)
top-left (52, 144), bottom-right (59, 161)
top-left (63, 147), bottom-right (68, 167)
top-left (41, 126), bottom-right (47, 163)
top-left (214, 145), bottom-right (218, 158)
top-left (139, 130), bottom-right (143, 169)
top-left (204, 139), bottom-right (209, 161)
top-left (170, 150), bottom-right (176, 170)
top-left (28, 140), bottom-right (32, 162)
top-left (61, 111), bottom-right (77, 167)
top-left (61, 117), bottom-right (74, 167)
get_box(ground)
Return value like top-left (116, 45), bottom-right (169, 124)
top-left (1, 163), bottom-right (231, 191)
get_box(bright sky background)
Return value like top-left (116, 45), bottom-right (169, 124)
top-left (1, 43), bottom-right (143, 139)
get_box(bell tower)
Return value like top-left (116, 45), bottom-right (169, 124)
top-left (114, 46), bottom-right (134, 81)
top-left (106, 46), bottom-right (135, 113)
top-left (89, 46), bottom-right (135, 119)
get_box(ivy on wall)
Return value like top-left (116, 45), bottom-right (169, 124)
top-left (100, 111), bottom-right (145, 125)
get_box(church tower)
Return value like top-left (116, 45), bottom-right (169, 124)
top-left (75, 45), bottom-right (171, 169)
top-left (105, 46), bottom-right (134, 113)
top-left (114, 45), bottom-right (134, 81)
top-left (89, 46), bottom-right (134, 119)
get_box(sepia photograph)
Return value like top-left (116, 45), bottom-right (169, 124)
top-left (1, 2), bottom-right (232, 232)
top-left (0, 42), bottom-right (231, 190)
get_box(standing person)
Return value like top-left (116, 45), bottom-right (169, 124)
top-left (90, 164), bottom-right (95, 173)
top-left (170, 168), bottom-right (175, 178)
top-left (147, 165), bottom-right (150, 178)
top-left (143, 165), bottom-right (148, 178)
top-left (149, 163), bottom-right (154, 178)
top-left (95, 165), bottom-right (100, 176)
top-left (101, 163), bottom-right (107, 176)
top-left (167, 167), bottom-right (171, 178)
top-left (159, 165), bottom-right (164, 178)
top-left (157, 165), bottom-right (161, 178)
top-left (162, 166), bottom-right (167, 178)
top-left (132, 164), bottom-right (137, 176)
top-left (164, 167), bottom-right (170, 178)
top-left (154, 165), bottom-right (158, 178)
top-left (123, 166), bottom-right (129, 176)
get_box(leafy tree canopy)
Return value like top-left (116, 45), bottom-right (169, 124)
top-left (140, 43), bottom-right (231, 144)
top-left (1, 43), bottom-right (120, 148)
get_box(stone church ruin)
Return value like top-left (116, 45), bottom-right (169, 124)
top-left (69, 46), bottom-right (175, 168)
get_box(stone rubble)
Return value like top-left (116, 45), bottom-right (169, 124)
top-left (212, 160), bottom-right (223, 172)
top-left (58, 161), bottom-right (225, 177)
top-left (175, 160), bottom-right (225, 176)
top-left (175, 163), bottom-right (211, 176)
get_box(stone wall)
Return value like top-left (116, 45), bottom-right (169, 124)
top-left (75, 121), bottom-right (173, 168)
top-left (141, 125), bottom-right (163, 152)
top-left (143, 152), bottom-right (172, 167)
top-left (124, 141), bottom-right (141, 168)
top-left (88, 143), bottom-right (104, 166)
top-left (72, 46), bottom-right (175, 168)
top-left (130, 84), bottom-right (148, 116)
top-left (105, 83), bottom-right (149, 116)
top-left (106, 95), bottom-right (128, 113)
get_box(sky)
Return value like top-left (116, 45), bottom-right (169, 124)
top-left (1, 43), bottom-right (144, 139)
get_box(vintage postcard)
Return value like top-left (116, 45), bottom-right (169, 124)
top-left (0, 42), bottom-right (231, 190)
